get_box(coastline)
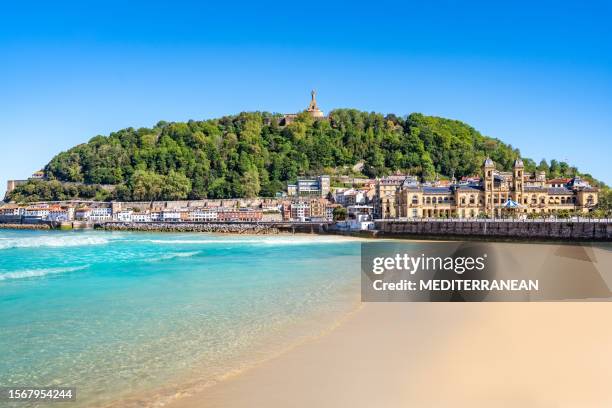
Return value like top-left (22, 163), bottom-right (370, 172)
top-left (166, 302), bottom-right (612, 408)
top-left (3, 229), bottom-right (612, 408)
top-left (0, 223), bottom-right (50, 230)
top-left (2, 218), bottom-right (610, 241)
top-left (161, 241), bottom-right (612, 408)
top-left (99, 283), bottom-right (363, 408)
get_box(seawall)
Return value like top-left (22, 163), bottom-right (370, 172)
top-left (97, 222), bottom-right (331, 234)
top-left (375, 220), bottom-right (612, 241)
top-left (0, 223), bottom-right (51, 230)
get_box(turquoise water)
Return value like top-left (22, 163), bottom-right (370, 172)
top-left (0, 230), bottom-right (361, 407)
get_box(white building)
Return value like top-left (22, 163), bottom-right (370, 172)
top-left (335, 189), bottom-right (365, 206)
top-left (162, 210), bottom-right (181, 222)
top-left (188, 209), bottom-right (218, 222)
top-left (290, 201), bottom-right (310, 221)
top-left (115, 210), bottom-right (133, 222)
top-left (75, 208), bottom-right (91, 220)
top-left (24, 205), bottom-right (50, 219)
top-left (89, 207), bottom-right (112, 222)
top-left (47, 206), bottom-right (74, 221)
top-left (131, 212), bottom-right (152, 222)
top-left (0, 204), bottom-right (24, 216)
top-left (348, 214), bottom-right (375, 230)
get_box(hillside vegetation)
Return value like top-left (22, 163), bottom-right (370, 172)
top-left (6, 110), bottom-right (603, 202)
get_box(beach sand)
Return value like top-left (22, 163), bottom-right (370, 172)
top-left (169, 302), bottom-right (612, 408)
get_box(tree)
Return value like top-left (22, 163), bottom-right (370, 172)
top-left (549, 159), bottom-right (561, 178)
top-left (240, 167), bottom-right (261, 199)
top-left (333, 207), bottom-right (347, 221)
top-left (162, 171), bottom-right (191, 200)
top-left (130, 170), bottom-right (164, 201)
top-left (537, 159), bottom-right (549, 173)
top-left (20, 110), bottom-right (602, 203)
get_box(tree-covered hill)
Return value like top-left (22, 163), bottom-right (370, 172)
top-left (6, 110), bottom-right (604, 202)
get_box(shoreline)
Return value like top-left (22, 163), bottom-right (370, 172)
top-left (1, 219), bottom-right (609, 242)
top-left (166, 301), bottom-right (612, 408)
top-left (101, 290), bottom-right (363, 408)
top-left (2, 230), bottom-right (611, 408)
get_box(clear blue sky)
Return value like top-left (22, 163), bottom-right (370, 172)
top-left (1, 0), bottom-right (611, 196)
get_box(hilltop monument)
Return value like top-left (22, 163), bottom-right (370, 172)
top-left (306, 89), bottom-right (324, 118)
top-left (280, 90), bottom-right (326, 125)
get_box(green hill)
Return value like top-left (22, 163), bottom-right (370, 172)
top-left (6, 110), bottom-right (604, 202)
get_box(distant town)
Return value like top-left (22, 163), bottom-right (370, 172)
top-left (0, 92), bottom-right (605, 234)
top-left (0, 157), bottom-right (602, 233)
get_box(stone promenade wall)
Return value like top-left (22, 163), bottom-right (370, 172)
top-left (375, 220), bottom-right (612, 241)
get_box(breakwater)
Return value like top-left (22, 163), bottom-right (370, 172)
top-left (98, 221), bottom-right (332, 234)
top-left (98, 222), bottom-right (280, 234)
top-left (0, 223), bottom-right (51, 230)
top-left (375, 220), bottom-right (612, 241)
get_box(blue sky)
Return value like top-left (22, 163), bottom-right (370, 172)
top-left (1, 0), bottom-right (611, 196)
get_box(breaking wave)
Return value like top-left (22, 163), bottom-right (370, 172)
top-left (0, 265), bottom-right (89, 281)
top-left (0, 235), bottom-right (112, 250)
top-left (142, 237), bottom-right (361, 246)
top-left (146, 251), bottom-right (201, 262)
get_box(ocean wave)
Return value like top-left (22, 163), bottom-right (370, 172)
top-left (145, 251), bottom-right (201, 262)
top-left (141, 237), bottom-right (361, 246)
top-left (0, 265), bottom-right (89, 281)
top-left (0, 236), bottom-right (111, 250)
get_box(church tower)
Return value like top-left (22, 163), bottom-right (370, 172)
top-left (512, 158), bottom-right (524, 204)
top-left (483, 157), bottom-right (495, 216)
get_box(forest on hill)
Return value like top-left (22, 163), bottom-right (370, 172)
top-left (6, 110), bottom-right (604, 203)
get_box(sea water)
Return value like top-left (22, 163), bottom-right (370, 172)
top-left (0, 229), bottom-right (361, 407)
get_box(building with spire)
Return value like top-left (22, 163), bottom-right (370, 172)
top-left (389, 158), bottom-right (599, 219)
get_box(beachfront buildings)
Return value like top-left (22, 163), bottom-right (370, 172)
top-left (287, 175), bottom-right (331, 198)
top-left (283, 198), bottom-right (336, 222)
top-left (381, 159), bottom-right (599, 219)
top-left (89, 207), bottom-right (112, 222)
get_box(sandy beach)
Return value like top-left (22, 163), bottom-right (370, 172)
top-left (169, 302), bottom-right (612, 408)
top-left (168, 242), bottom-right (612, 408)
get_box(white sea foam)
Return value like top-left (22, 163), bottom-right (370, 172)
top-left (146, 251), bottom-right (201, 262)
top-left (0, 265), bottom-right (89, 281)
top-left (0, 235), bottom-right (111, 250)
top-left (142, 237), bottom-right (361, 246)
